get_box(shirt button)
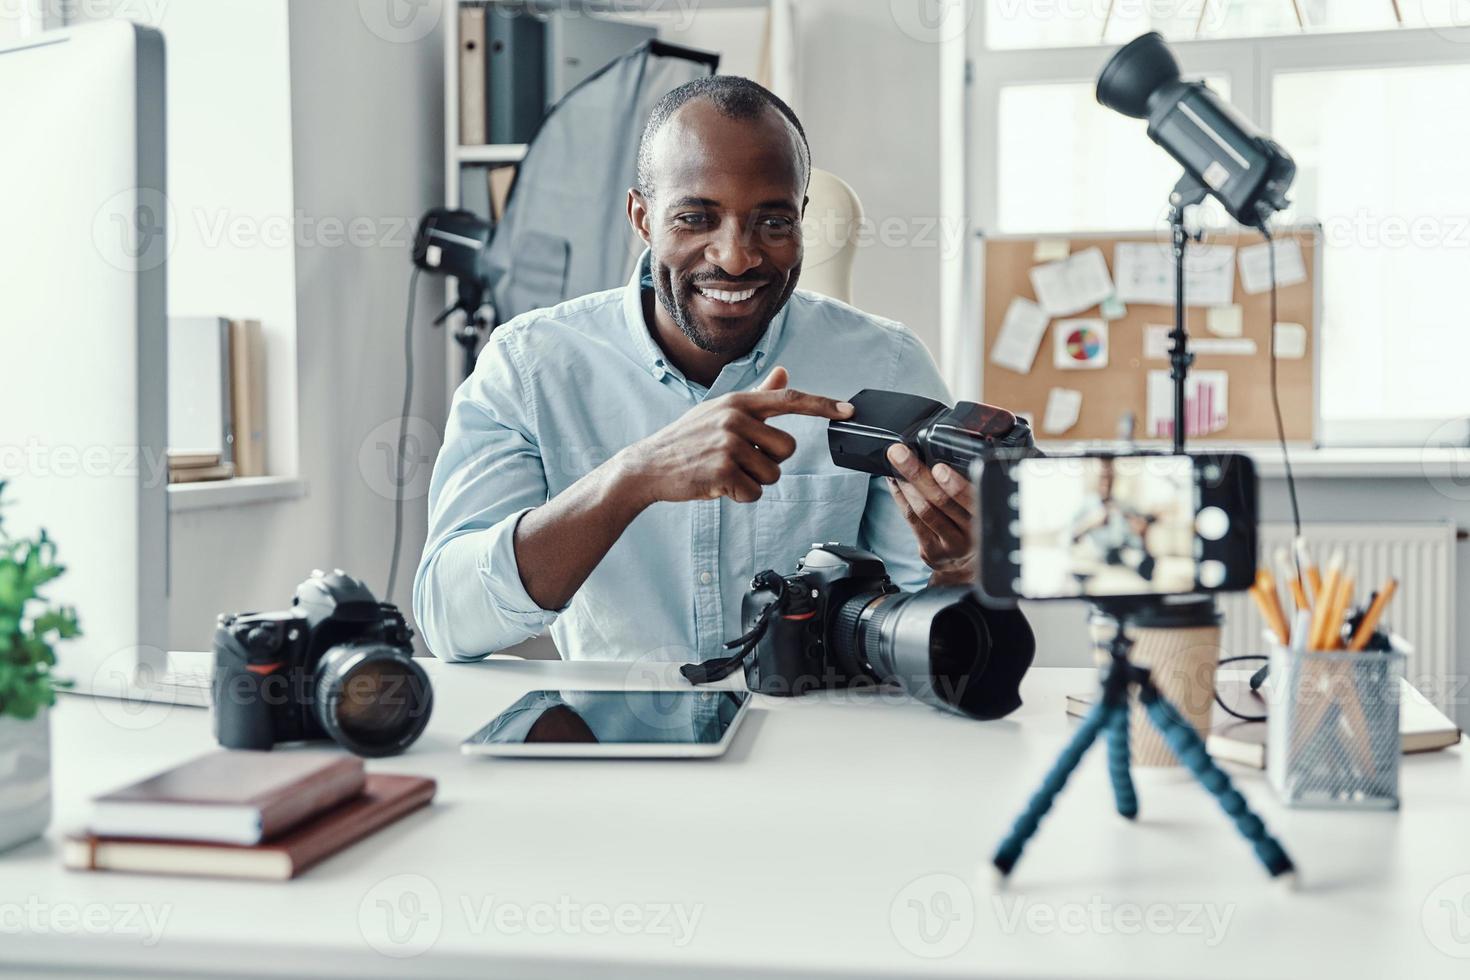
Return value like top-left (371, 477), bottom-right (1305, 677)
top-left (650, 364), bottom-right (665, 381)
top-left (699, 571), bottom-right (713, 586)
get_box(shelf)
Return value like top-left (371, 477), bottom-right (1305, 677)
top-left (456, 143), bottom-right (528, 164)
top-left (167, 476), bottom-right (307, 513)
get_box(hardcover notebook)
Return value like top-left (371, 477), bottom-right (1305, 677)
top-left (88, 750), bottom-right (365, 845)
top-left (66, 774), bottom-right (436, 881)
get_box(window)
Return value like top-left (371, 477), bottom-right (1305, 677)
top-left (974, 17), bottom-right (1470, 440)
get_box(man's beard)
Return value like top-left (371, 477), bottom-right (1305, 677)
top-left (651, 260), bottom-right (801, 357)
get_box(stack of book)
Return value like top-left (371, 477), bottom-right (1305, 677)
top-left (65, 751), bottom-right (435, 880)
top-left (167, 451), bottom-right (234, 485)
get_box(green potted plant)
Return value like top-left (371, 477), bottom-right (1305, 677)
top-left (0, 481), bottom-right (76, 852)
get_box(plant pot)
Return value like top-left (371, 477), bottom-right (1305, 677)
top-left (0, 707), bottom-right (51, 853)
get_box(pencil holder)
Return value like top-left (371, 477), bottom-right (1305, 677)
top-left (1267, 645), bottom-right (1404, 809)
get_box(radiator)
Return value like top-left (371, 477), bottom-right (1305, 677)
top-left (1217, 522), bottom-right (1457, 712)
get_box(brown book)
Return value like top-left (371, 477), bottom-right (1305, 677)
top-left (168, 462), bottom-right (236, 484)
top-left (88, 750), bottom-right (364, 845)
top-left (228, 318), bottom-right (267, 477)
top-left (167, 450), bottom-right (222, 469)
top-left (1066, 678), bottom-right (1462, 770)
top-left (459, 5), bottom-right (488, 145)
top-left (66, 774), bottom-right (435, 881)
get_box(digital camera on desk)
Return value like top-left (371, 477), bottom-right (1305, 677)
top-left (692, 544), bottom-right (1034, 721)
top-left (212, 569), bottom-right (433, 758)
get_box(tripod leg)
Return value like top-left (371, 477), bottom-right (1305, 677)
top-left (1105, 707), bottom-right (1138, 819)
top-left (1141, 689), bottom-right (1295, 878)
top-left (993, 701), bottom-right (1112, 877)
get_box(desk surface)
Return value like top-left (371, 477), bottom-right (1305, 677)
top-left (5, 659), bottom-right (1468, 980)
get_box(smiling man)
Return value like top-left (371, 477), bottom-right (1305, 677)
top-left (414, 76), bottom-right (975, 664)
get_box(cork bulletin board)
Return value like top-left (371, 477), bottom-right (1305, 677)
top-left (979, 227), bottom-right (1320, 444)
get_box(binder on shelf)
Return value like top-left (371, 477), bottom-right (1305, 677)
top-left (459, 4), bottom-right (488, 146)
top-left (488, 6), bottom-right (546, 145)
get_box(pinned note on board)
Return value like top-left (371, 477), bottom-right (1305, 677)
top-left (1053, 319), bottom-right (1109, 370)
top-left (1206, 305), bottom-right (1243, 337)
top-left (1113, 241), bottom-right (1235, 307)
top-left (990, 297), bottom-right (1049, 374)
top-left (1239, 239), bottom-right (1307, 294)
top-left (1029, 247), bottom-right (1114, 317)
top-left (1042, 387), bottom-right (1082, 435)
top-left (1033, 238), bottom-right (1070, 262)
top-left (1146, 325), bottom-right (1255, 358)
top-left (1273, 321), bottom-right (1308, 359)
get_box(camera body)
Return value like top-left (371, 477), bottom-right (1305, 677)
top-left (212, 569), bottom-right (433, 757)
top-left (741, 544), bottom-right (896, 697)
top-left (828, 389), bottom-right (1035, 479)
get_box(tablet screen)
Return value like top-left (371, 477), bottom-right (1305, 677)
top-left (464, 690), bottom-right (750, 748)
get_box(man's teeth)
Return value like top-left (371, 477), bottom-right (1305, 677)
top-left (697, 285), bottom-right (759, 304)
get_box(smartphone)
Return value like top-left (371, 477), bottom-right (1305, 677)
top-left (977, 452), bottom-right (1257, 601)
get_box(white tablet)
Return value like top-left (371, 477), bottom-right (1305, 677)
top-left (461, 689), bottom-right (752, 759)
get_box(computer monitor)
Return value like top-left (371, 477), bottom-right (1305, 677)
top-left (0, 21), bottom-right (169, 696)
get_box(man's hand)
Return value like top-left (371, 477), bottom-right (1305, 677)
top-left (886, 444), bottom-right (976, 587)
top-left (618, 367), bottom-right (853, 505)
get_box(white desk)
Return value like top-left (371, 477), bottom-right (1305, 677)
top-left (4, 660), bottom-right (1468, 979)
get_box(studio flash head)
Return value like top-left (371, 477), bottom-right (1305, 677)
top-left (1096, 32), bottom-right (1295, 229)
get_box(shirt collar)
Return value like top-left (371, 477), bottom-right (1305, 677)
top-left (622, 249), bottom-right (790, 376)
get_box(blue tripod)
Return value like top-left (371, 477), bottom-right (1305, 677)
top-left (993, 603), bottom-right (1295, 880)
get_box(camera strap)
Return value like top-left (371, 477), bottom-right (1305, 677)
top-left (680, 572), bottom-right (788, 686)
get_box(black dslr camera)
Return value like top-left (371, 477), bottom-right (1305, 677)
top-left (212, 570), bottom-right (433, 757)
top-left (828, 390), bottom-right (1035, 479)
top-left (682, 545), bottom-right (1033, 720)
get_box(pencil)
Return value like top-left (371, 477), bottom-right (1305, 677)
top-left (1309, 550), bottom-right (1344, 650)
top-left (1274, 546), bottom-right (1308, 611)
top-left (1348, 578), bottom-right (1398, 652)
top-left (1294, 538), bottom-right (1320, 607)
top-left (1253, 569), bottom-right (1291, 645)
top-left (1325, 575), bottom-right (1354, 650)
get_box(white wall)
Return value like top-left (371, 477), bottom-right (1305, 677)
top-left (111, 0), bottom-right (450, 651)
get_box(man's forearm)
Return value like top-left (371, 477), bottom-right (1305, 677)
top-left (512, 449), bottom-right (655, 611)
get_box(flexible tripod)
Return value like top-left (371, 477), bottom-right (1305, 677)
top-left (992, 601), bottom-right (1295, 880)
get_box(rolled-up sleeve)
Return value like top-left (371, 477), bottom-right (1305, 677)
top-left (413, 328), bottom-right (561, 661)
top-left (857, 327), bottom-right (955, 594)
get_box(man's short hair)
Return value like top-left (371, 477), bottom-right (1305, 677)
top-left (635, 75), bottom-right (811, 199)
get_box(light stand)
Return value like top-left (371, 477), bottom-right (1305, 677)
top-left (1166, 173), bottom-right (1208, 453)
top-left (991, 599), bottom-right (1295, 881)
top-left (433, 277), bottom-right (491, 382)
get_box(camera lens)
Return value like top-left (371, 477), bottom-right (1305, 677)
top-left (313, 644), bottom-right (433, 757)
top-left (830, 587), bottom-right (991, 715)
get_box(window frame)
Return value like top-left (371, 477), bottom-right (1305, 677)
top-left (964, 16), bottom-right (1470, 445)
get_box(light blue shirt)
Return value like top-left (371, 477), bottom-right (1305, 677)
top-left (413, 252), bottom-right (951, 664)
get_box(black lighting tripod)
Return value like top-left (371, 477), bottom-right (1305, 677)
top-left (991, 600), bottom-right (1295, 880)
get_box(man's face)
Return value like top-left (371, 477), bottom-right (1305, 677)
top-left (629, 100), bottom-right (807, 357)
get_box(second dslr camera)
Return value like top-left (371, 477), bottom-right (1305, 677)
top-left (212, 569), bottom-right (433, 757)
